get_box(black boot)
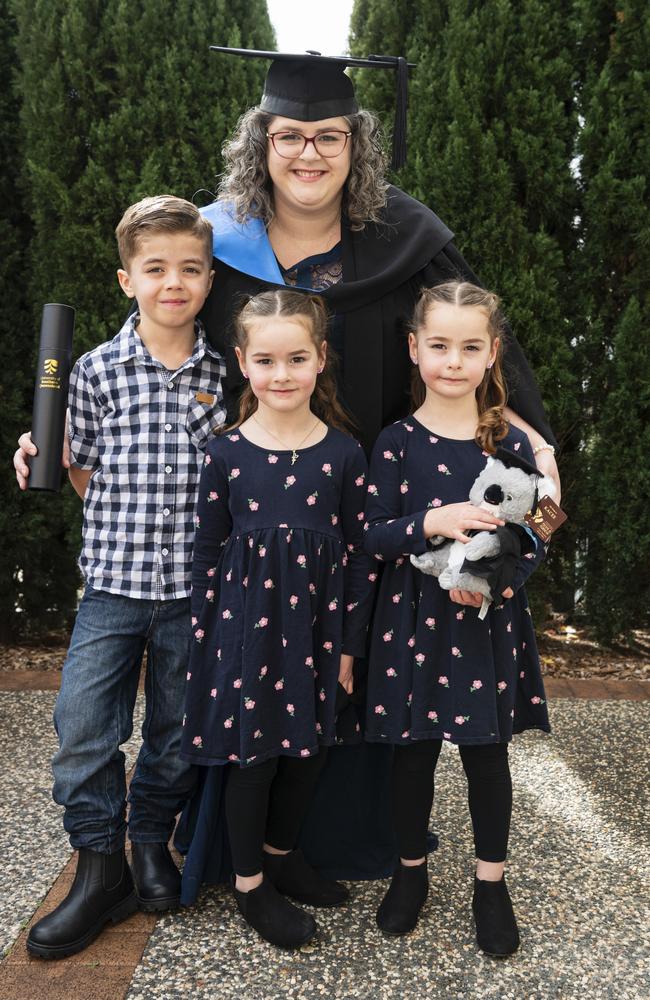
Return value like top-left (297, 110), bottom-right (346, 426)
top-left (376, 861), bottom-right (429, 935)
top-left (131, 841), bottom-right (181, 912)
top-left (232, 876), bottom-right (317, 949)
top-left (263, 848), bottom-right (349, 907)
top-left (26, 847), bottom-right (137, 959)
top-left (472, 876), bottom-right (520, 956)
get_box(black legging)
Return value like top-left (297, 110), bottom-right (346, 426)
top-left (392, 740), bottom-right (512, 863)
top-left (225, 748), bottom-right (329, 876)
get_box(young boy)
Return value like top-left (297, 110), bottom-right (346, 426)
top-left (27, 195), bottom-right (226, 959)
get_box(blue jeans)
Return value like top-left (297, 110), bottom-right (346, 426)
top-left (52, 586), bottom-right (196, 853)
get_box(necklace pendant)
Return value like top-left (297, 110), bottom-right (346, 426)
top-left (291, 451), bottom-right (298, 465)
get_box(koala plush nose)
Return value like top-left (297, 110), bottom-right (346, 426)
top-left (484, 484), bottom-right (504, 506)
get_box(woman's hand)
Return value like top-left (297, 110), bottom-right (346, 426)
top-left (14, 416), bottom-right (71, 490)
top-left (424, 503), bottom-right (504, 544)
top-left (534, 448), bottom-right (561, 505)
top-left (338, 653), bottom-right (354, 694)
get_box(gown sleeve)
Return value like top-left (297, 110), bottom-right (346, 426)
top-left (190, 443), bottom-right (233, 624)
top-left (362, 427), bottom-right (431, 563)
top-left (338, 442), bottom-right (377, 658)
top-left (420, 243), bottom-right (558, 448)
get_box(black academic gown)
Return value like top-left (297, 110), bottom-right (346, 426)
top-left (175, 186), bottom-right (555, 901)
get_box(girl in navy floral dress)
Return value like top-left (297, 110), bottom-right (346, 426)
top-left (181, 290), bottom-right (374, 948)
top-left (363, 281), bottom-right (551, 955)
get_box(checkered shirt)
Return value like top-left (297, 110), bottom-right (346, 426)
top-left (68, 314), bottom-right (227, 600)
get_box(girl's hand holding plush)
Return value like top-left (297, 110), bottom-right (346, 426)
top-left (423, 502), bottom-right (504, 544)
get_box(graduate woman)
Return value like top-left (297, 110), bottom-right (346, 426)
top-left (14, 47), bottom-right (560, 896)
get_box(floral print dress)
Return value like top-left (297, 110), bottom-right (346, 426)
top-left (181, 428), bottom-right (375, 767)
top-left (363, 418), bottom-right (550, 746)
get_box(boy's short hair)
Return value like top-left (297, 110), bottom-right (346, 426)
top-left (115, 195), bottom-right (214, 268)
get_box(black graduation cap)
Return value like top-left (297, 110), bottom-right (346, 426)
top-left (494, 447), bottom-right (541, 480)
top-left (209, 46), bottom-right (414, 170)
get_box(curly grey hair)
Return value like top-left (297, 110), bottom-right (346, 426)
top-left (216, 108), bottom-right (389, 231)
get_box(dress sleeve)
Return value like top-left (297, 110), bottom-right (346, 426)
top-left (421, 243), bottom-right (557, 448)
top-left (338, 443), bottom-right (377, 658)
top-left (191, 443), bottom-right (232, 623)
top-left (510, 433), bottom-right (548, 593)
top-left (362, 428), bottom-right (430, 562)
top-left (68, 358), bottom-right (100, 470)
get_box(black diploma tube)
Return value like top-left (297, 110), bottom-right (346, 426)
top-left (28, 303), bottom-right (75, 492)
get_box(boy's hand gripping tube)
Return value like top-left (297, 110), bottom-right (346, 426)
top-left (28, 303), bottom-right (75, 492)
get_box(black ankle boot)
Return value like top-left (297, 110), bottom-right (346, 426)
top-left (131, 841), bottom-right (181, 912)
top-left (233, 876), bottom-right (317, 949)
top-left (376, 861), bottom-right (429, 935)
top-left (472, 876), bottom-right (520, 956)
top-left (263, 848), bottom-right (349, 907)
top-left (26, 847), bottom-right (137, 959)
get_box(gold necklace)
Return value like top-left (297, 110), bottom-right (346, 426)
top-left (252, 415), bottom-right (321, 465)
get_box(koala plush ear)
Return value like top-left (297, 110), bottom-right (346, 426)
top-left (537, 475), bottom-right (557, 500)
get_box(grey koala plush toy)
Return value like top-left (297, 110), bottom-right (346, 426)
top-left (410, 447), bottom-right (556, 619)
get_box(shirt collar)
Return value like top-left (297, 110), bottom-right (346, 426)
top-left (108, 313), bottom-right (220, 369)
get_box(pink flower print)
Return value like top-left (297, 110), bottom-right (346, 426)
top-left (400, 480), bottom-right (409, 494)
top-left (408, 636), bottom-right (415, 647)
top-left (374, 705), bottom-right (387, 716)
top-left (264, 578), bottom-right (274, 589)
top-left (355, 474), bottom-right (365, 486)
top-left (456, 610), bottom-right (465, 621)
top-left (300, 748), bottom-right (311, 757)
top-left (322, 463), bottom-right (332, 476)
top-left (244, 697), bottom-right (255, 710)
top-left (191, 616), bottom-right (197, 627)
top-left (284, 475), bottom-right (296, 489)
top-left (431, 498), bottom-right (442, 507)
top-left (328, 598), bottom-right (338, 611)
top-left (248, 538), bottom-right (254, 549)
top-left (522, 641), bottom-right (527, 650)
top-left (192, 736), bottom-right (203, 747)
top-left (254, 616), bottom-right (269, 629)
top-left (367, 483), bottom-right (379, 496)
top-left (514, 441), bottom-right (521, 451)
top-left (512, 647), bottom-right (517, 658)
top-left (258, 665), bottom-right (268, 680)
top-left (443, 732), bottom-right (451, 740)
top-left (248, 498), bottom-right (259, 511)
top-left (507, 621), bottom-right (512, 633)
top-left (194, 629), bottom-right (204, 642)
top-left (207, 567), bottom-right (216, 578)
top-left (404, 423), bottom-right (413, 432)
top-left (395, 556), bottom-right (404, 566)
top-left (242, 576), bottom-right (248, 588)
top-left (258, 545), bottom-right (267, 557)
top-left (369, 572), bottom-right (377, 582)
top-left (415, 653), bottom-right (426, 665)
top-left (323, 641), bottom-right (333, 653)
top-left (511, 708), bottom-right (515, 718)
top-left (406, 522), bottom-right (415, 536)
top-left (204, 454), bottom-right (211, 465)
top-left (306, 492), bottom-right (318, 505)
top-left (309, 583), bottom-right (316, 594)
top-left (438, 676), bottom-right (449, 688)
top-left (281, 739), bottom-right (291, 748)
top-left (268, 454), bottom-right (278, 463)
top-left (531, 695), bottom-right (545, 705)
top-left (383, 450), bottom-right (395, 460)
top-left (471, 679), bottom-right (483, 692)
top-left (455, 715), bottom-right (469, 725)
top-left (206, 590), bottom-right (214, 602)
top-left (227, 434), bottom-right (240, 442)
top-left (331, 514), bottom-right (338, 526)
top-left (315, 722), bottom-right (322, 734)
top-left (186, 671), bottom-right (192, 681)
top-left (451, 646), bottom-right (463, 658)
top-left (210, 688), bottom-right (217, 699)
top-left (427, 710), bottom-right (438, 721)
top-left (282, 635), bottom-right (287, 647)
top-left (254, 729), bottom-right (262, 739)
top-left (382, 629), bottom-right (393, 642)
top-left (425, 617), bottom-right (436, 630)
top-left (224, 716), bottom-right (234, 728)
top-left (297, 554), bottom-right (307, 568)
top-left (275, 679), bottom-right (284, 691)
top-left (497, 681), bottom-right (507, 693)
top-left (346, 601), bottom-right (359, 612)
top-left (228, 467), bottom-right (240, 480)
top-left (217, 649), bottom-right (222, 660)
top-left (401, 731), bottom-right (410, 739)
top-left (233, 678), bottom-right (242, 689)
top-left (386, 667), bottom-right (397, 677)
top-left (357, 511), bottom-right (365, 521)
top-left (228, 754), bottom-right (239, 762)
top-left (319, 689), bottom-right (326, 701)
top-left (305, 656), bottom-right (314, 667)
top-left (520, 670), bottom-right (525, 679)
top-left (429, 435), bottom-right (438, 444)
top-left (208, 490), bottom-right (219, 502)
top-left (222, 609), bottom-right (233, 620)
top-left (289, 595), bottom-right (299, 610)
top-left (286, 704), bottom-right (295, 716)
top-left (437, 464), bottom-right (451, 476)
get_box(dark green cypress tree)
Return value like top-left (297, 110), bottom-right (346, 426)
top-left (579, 2), bottom-right (650, 640)
top-left (350, 0), bottom-right (582, 616)
top-left (8, 0), bottom-right (274, 637)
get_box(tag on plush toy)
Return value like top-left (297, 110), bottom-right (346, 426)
top-left (524, 496), bottom-right (567, 542)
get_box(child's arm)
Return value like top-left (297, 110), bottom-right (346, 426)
top-left (190, 444), bottom-right (232, 624)
top-left (338, 443), bottom-right (377, 659)
top-left (67, 361), bottom-right (101, 488)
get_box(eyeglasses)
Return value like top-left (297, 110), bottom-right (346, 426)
top-left (267, 129), bottom-right (352, 159)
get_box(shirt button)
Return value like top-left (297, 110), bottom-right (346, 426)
top-left (164, 423), bottom-right (172, 431)
top-left (162, 547), bottom-right (169, 557)
top-left (163, 508), bottom-right (170, 516)
top-left (167, 382), bottom-right (174, 390)
top-left (165, 465), bottom-right (172, 474)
